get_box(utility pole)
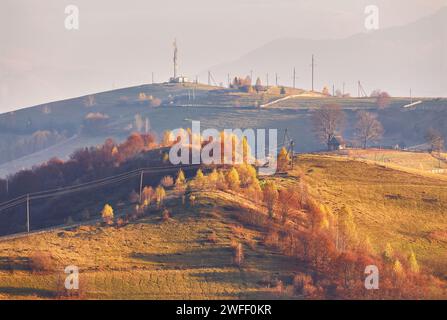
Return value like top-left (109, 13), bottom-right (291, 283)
top-left (275, 73), bottom-right (278, 86)
top-left (293, 67), bottom-right (296, 89)
top-left (332, 84), bottom-right (335, 97)
top-left (266, 73), bottom-right (269, 88)
top-left (151, 72), bottom-right (154, 84)
top-left (227, 73), bottom-right (230, 88)
top-left (26, 194), bottom-right (30, 233)
top-left (342, 82), bottom-right (345, 96)
top-left (410, 88), bottom-right (413, 104)
top-left (139, 171), bottom-right (144, 204)
top-left (311, 54), bottom-right (315, 91)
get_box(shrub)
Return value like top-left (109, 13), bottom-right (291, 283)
top-left (29, 251), bottom-right (56, 273)
top-left (162, 209), bottom-right (170, 222)
top-left (293, 274), bottom-right (313, 295)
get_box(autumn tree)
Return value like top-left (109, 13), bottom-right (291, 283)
top-left (101, 204), bottom-right (114, 225)
top-left (263, 181), bottom-right (278, 218)
top-left (226, 167), bottom-right (241, 190)
top-left (175, 169), bottom-right (186, 192)
top-left (354, 111), bottom-right (384, 148)
top-left (236, 164), bottom-right (257, 188)
top-left (337, 206), bottom-right (358, 251)
top-left (383, 243), bottom-right (394, 263)
top-left (141, 186), bottom-right (154, 205)
top-left (408, 251), bottom-right (420, 274)
top-left (278, 188), bottom-right (299, 224)
top-left (207, 168), bottom-right (219, 189)
top-left (155, 185), bottom-right (166, 208)
top-left (311, 104), bottom-right (346, 150)
top-left (277, 147), bottom-right (290, 172)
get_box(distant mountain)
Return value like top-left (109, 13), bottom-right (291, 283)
top-left (208, 7), bottom-right (447, 97)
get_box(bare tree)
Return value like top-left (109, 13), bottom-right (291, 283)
top-left (425, 128), bottom-right (444, 153)
top-left (354, 111), bottom-right (384, 148)
top-left (311, 104), bottom-right (346, 150)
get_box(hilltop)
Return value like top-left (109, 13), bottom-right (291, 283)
top-left (1, 80), bottom-right (446, 177)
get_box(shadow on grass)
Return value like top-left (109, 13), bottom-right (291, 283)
top-left (0, 256), bottom-right (30, 271)
top-left (0, 286), bottom-right (55, 298)
top-left (131, 247), bottom-right (234, 269)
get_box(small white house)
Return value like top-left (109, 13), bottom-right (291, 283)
top-left (169, 76), bottom-right (189, 83)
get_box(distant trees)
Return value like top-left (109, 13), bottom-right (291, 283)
top-left (231, 76), bottom-right (253, 93)
top-left (425, 128), bottom-right (444, 153)
top-left (311, 104), bottom-right (346, 150)
top-left (354, 111), bottom-right (384, 148)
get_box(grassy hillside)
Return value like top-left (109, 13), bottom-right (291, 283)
top-left (0, 191), bottom-right (298, 300)
top-left (0, 152), bottom-right (447, 299)
top-left (0, 80), bottom-right (446, 177)
top-left (298, 154), bottom-right (447, 276)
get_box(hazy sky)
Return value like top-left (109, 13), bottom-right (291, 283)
top-left (1, 0), bottom-right (446, 111)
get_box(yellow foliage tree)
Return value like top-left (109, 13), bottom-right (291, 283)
top-left (226, 167), bottom-right (241, 190)
top-left (277, 147), bottom-right (290, 172)
top-left (175, 169), bottom-right (186, 186)
top-left (408, 251), bottom-right (420, 273)
top-left (208, 169), bottom-right (219, 189)
top-left (383, 243), bottom-right (394, 263)
top-left (101, 204), bottom-right (114, 224)
top-left (236, 163), bottom-right (258, 188)
top-left (155, 185), bottom-right (166, 208)
top-left (393, 259), bottom-right (404, 276)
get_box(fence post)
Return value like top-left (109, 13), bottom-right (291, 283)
top-left (26, 194), bottom-right (30, 233)
top-left (139, 171), bottom-right (144, 204)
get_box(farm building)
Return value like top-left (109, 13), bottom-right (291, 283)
top-left (328, 136), bottom-right (346, 151)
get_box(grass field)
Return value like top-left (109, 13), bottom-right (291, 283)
top-left (338, 149), bottom-right (447, 174)
top-left (1, 152), bottom-right (447, 299)
top-left (0, 193), bottom-right (298, 300)
top-left (297, 154), bottom-right (447, 277)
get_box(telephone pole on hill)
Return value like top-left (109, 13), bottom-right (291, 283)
top-left (311, 54), bottom-right (315, 91)
top-left (293, 67), bottom-right (296, 89)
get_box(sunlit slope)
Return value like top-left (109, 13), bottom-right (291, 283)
top-left (299, 154), bottom-right (447, 276)
top-left (0, 193), bottom-right (297, 300)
